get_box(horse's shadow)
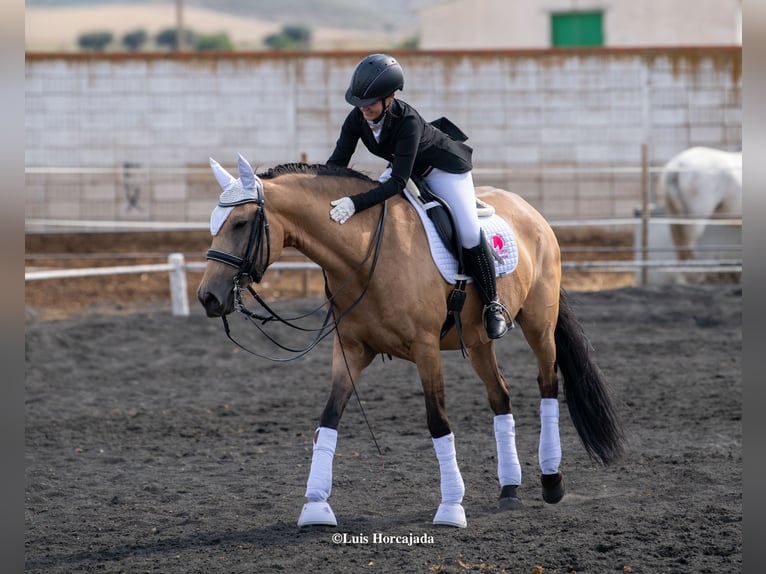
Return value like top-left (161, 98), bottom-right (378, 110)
top-left (24, 512), bottom-right (437, 571)
top-left (25, 522), bottom-right (305, 571)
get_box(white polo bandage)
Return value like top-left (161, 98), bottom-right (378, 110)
top-left (494, 413), bottom-right (522, 486)
top-left (539, 398), bottom-right (562, 474)
top-left (432, 433), bottom-right (465, 504)
top-left (304, 427), bottom-right (338, 502)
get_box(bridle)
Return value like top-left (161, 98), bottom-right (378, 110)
top-left (205, 196), bottom-right (271, 285)
top-left (205, 197), bottom-right (388, 363)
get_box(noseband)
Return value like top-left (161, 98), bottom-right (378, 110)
top-left (205, 198), bottom-right (270, 284)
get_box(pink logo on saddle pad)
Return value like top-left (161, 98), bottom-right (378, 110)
top-left (492, 234), bottom-right (504, 251)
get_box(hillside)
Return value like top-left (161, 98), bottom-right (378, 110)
top-left (25, 0), bottom-right (423, 52)
top-left (27, 4), bottom-right (420, 51)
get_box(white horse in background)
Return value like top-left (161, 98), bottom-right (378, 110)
top-left (655, 146), bottom-right (742, 260)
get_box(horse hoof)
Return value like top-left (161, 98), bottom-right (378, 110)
top-left (497, 484), bottom-right (523, 510)
top-left (433, 502), bottom-right (467, 528)
top-left (297, 501), bottom-right (337, 527)
top-left (541, 471), bottom-right (565, 504)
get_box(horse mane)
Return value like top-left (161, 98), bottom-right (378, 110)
top-left (257, 162), bottom-right (375, 183)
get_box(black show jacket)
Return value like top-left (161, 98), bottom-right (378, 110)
top-left (326, 99), bottom-right (473, 213)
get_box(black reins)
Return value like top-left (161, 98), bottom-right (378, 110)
top-left (208, 197), bottom-right (387, 455)
top-left (210, 200), bottom-right (388, 363)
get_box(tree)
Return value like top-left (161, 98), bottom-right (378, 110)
top-left (78, 31), bottom-right (114, 52)
top-left (194, 33), bottom-right (235, 52)
top-left (122, 29), bottom-right (148, 52)
top-left (282, 24), bottom-right (311, 47)
top-left (399, 36), bottom-right (419, 49)
top-left (264, 24), bottom-right (311, 50)
top-left (155, 27), bottom-right (197, 50)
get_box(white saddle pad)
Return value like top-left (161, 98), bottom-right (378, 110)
top-left (403, 186), bottom-right (519, 285)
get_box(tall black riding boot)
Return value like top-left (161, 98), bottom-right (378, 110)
top-left (463, 235), bottom-right (509, 339)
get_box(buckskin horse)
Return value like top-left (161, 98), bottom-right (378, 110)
top-left (197, 154), bottom-right (624, 528)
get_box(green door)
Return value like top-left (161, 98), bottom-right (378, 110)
top-left (551, 12), bottom-right (604, 47)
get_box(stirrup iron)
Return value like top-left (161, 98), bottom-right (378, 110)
top-left (483, 299), bottom-right (512, 339)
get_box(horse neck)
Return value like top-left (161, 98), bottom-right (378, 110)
top-left (264, 175), bottom-right (378, 276)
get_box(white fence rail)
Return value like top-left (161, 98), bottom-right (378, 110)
top-left (25, 249), bottom-right (741, 318)
top-left (25, 254), bottom-right (322, 317)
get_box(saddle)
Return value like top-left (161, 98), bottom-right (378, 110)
top-left (404, 176), bottom-right (497, 353)
top-left (405, 175), bottom-right (495, 270)
top-left (407, 115), bottom-right (496, 266)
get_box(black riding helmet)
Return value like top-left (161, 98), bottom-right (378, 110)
top-left (345, 54), bottom-right (404, 108)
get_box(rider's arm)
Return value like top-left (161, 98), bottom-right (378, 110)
top-left (327, 111), bottom-right (360, 168)
top-left (348, 116), bottom-right (420, 213)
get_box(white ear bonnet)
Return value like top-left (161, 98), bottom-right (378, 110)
top-left (208, 154), bottom-right (263, 235)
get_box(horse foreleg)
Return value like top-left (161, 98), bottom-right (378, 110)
top-left (415, 344), bottom-right (467, 528)
top-left (297, 336), bottom-right (374, 528)
top-left (467, 342), bottom-right (523, 510)
top-left (432, 433), bottom-right (467, 528)
top-left (298, 426), bottom-right (339, 527)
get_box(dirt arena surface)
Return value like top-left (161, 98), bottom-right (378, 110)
top-left (25, 227), bottom-right (741, 573)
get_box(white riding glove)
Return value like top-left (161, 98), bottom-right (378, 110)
top-left (329, 197), bottom-right (355, 224)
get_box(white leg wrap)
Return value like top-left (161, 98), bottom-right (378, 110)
top-left (304, 427), bottom-right (337, 502)
top-left (494, 414), bottom-right (522, 486)
top-left (539, 398), bottom-right (562, 474)
top-left (432, 433), bottom-right (465, 504)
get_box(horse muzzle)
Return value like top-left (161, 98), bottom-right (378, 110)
top-left (197, 284), bottom-right (235, 317)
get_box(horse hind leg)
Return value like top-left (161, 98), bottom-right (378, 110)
top-left (516, 305), bottom-right (567, 505)
top-left (467, 342), bottom-right (523, 510)
top-left (538, 396), bottom-right (565, 503)
top-left (669, 221), bottom-right (701, 261)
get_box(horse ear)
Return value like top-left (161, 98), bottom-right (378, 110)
top-left (209, 157), bottom-right (236, 191)
top-left (237, 153), bottom-right (258, 192)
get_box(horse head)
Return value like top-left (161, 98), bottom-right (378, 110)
top-left (197, 154), bottom-right (280, 317)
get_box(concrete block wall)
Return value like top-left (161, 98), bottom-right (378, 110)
top-left (25, 48), bottom-right (741, 224)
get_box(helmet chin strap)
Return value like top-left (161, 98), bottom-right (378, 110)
top-left (370, 95), bottom-right (393, 124)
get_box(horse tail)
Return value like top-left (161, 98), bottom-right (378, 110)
top-left (554, 289), bottom-right (625, 466)
top-left (655, 160), bottom-right (682, 213)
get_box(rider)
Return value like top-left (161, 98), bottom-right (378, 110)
top-left (326, 53), bottom-right (508, 339)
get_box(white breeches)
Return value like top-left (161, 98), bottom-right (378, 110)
top-left (304, 427), bottom-right (337, 502)
top-left (539, 398), bottom-right (562, 474)
top-left (423, 168), bottom-right (481, 248)
top-left (494, 414), bottom-right (522, 486)
top-left (432, 433), bottom-right (465, 504)
top-left (379, 166), bottom-right (481, 249)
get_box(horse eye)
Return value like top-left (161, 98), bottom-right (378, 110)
top-left (232, 219), bottom-right (248, 231)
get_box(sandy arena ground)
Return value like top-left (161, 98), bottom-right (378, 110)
top-left (25, 230), bottom-right (741, 573)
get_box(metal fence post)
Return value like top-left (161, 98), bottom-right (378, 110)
top-left (168, 253), bottom-right (190, 316)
